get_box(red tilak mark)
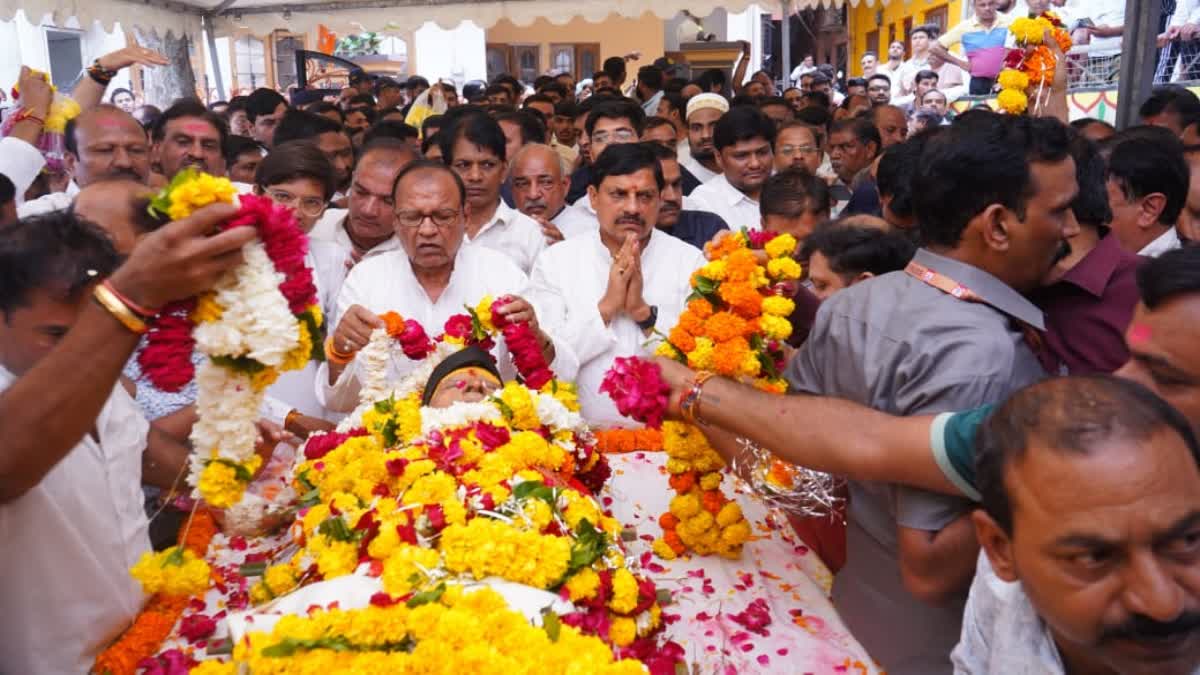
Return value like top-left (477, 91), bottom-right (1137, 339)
top-left (183, 121), bottom-right (214, 135)
top-left (1128, 323), bottom-right (1152, 346)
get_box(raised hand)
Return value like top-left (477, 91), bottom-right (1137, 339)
top-left (97, 45), bottom-right (170, 72)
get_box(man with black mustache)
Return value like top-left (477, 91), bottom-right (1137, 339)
top-left (149, 100), bottom-right (228, 181)
top-left (641, 142), bottom-right (728, 250)
top-left (961, 374), bottom-right (1200, 675)
top-left (529, 143), bottom-right (705, 425)
top-left (786, 112), bottom-right (1080, 674)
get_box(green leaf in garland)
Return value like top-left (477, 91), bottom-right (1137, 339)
top-left (512, 480), bottom-right (556, 507)
top-left (567, 519), bottom-right (607, 574)
top-left (542, 608), bottom-right (562, 642)
top-left (405, 582), bottom-right (446, 608)
top-left (317, 516), bottom-right (361, 542)
top-left (146, 166), bottom-right (202, 220)
top-left (208, 457), bottom-right (254, 482)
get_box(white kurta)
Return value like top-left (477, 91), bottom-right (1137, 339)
top-left (0, 136), bottom-right (46, 205)
top-left (530, 229), bottom-right (705, 427)
top-left (681, 155), bottom-right (720, 184)
top-left (463, 200), bottom-right (548, 274)
top-left (553, 204), bottom-right (599, 240)
top-left (687, 174), bottom-right (762, 232)
top-left (265, 240), bottom-right (348, 421)
top-left (0, 366), bottom-right (150, 674)
top-left (318, 245), bottom-right (579, 412)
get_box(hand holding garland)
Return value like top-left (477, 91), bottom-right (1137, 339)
top-left (327, 304), bottom-right (386, 383)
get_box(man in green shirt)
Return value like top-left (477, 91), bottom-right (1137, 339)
top-left (656, 243), bottom-right (1200, 501)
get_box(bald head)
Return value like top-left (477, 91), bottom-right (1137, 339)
top-left (509, 143), bottom-right (569, 219)
top-left (838, 214), bottom-right (893, 232)
top-left (67, 106), bottom-right (151, 187)
top-left (73, 179), bottom-right (155, 254)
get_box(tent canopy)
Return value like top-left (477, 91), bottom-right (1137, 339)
top-left (0, 0), bottom-right (862, 38)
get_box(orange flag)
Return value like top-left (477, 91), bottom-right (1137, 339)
top-left (318, 25), bottom-right (336, 54)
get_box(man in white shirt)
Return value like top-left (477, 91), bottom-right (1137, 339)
top-left (955, 376), bottom-right (1200, 675)
top-left (19, 105), bottom-right (151, 218)
top-left (272, 108), bottom-right (356, 199)
top-left (682, 93), bottom-right (728, 184)
top-left (790, 55), bottom-right (818, 85)
top-left (531, 143), bottom-right (704, 427)
top-left (687, 106), bottom-right (775, 232)
top-left (1105, 137), bottom-right (1188, 257)
top-left (0, 206), bottom-right (254, 673)
top-left (441, 113), bottom-right (549, 273)
top-left (876, 41), bottom-right (907, 95)
top-left (321, 160), bottom-right (576, 412)
top-left (309, 139), bottom-right (416, 274)
top-left (510, 143), bottom-right (594, 240)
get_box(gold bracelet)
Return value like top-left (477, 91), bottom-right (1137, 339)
top-left (284, 409), bottom-right (302, 432)
top-left (324, 337), bottom-right (354, 365)
top-left (93, 284), bottom-right (148, 334)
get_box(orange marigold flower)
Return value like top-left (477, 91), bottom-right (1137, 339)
top-left (668, 326), bottom-right (697, 353)
top-left (664, 529), bottom-right (687, 555)
top-left (380, 311), bottom-right (405, 337)
top-left (703, 311), bottom-right (748, 343)
top-left (724, 249), bottom-right (759, 281)
top-left (704, 232), bottom-right (744, 260)
top-left (669, 471), bottom-right (697, 493)
top-left (686, 298), bottom-right (714, 321)
top-left (701, 490), bottom-right (724, 514)
top-left (711, 337), bottom-right (751, 376)
top-left (660, 512), bottom-right (681, 530)
top-left (719, 282), bottom-right (763, 318)
top-left (676, 310), bottom-right (705, 336)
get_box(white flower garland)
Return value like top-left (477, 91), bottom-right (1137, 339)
top-left (188, 239), bottom-right (301, 495)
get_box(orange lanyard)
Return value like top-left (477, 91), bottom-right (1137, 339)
top-left (904, 261), bottom-right (984, 304)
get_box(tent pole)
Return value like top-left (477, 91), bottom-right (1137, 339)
top-left (203, 14), bottom-right (226, 101)
top-left (1114, 0), bottom-right (1160, 129)
top-left (781, 0), bottom-right (791, 87)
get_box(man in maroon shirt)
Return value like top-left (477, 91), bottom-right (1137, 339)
top-left (1030, 134), bottom-right (1143, 375)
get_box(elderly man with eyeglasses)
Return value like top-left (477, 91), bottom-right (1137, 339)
top-left (320, 160), bottom-right (578, 413)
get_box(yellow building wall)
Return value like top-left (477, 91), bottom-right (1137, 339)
top-left (486, 13), bottom-right (665, 75)
top-left (848, 0), bottom-right (963, 78)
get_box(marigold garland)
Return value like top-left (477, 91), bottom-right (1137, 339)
top-left (996, 11), bottom-right (1072, 115)
top-left (95, 510), bottom-right (218, 675)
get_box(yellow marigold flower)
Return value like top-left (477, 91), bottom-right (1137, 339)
top-left (197, 455), bottom-right (260, 509)
top-left (44, 97), bottom-right (81, 134)
top-left (500, 430), bottom-right (565, 471)
top-left (670, 492), bottom-right (702, 518)
top-left (381, 544), bottom-right (442, 596)
top-left (697, 258), bottom-right (729, 282)
top-left (281, 319), bottom-right (312, 372)
top-left (716, 501), bottom-right (744, 527)
top-left (687, 336), bottom-right (715, 370)
top-left (767, 256), bottom-right (803, 281)
top-left (761, 314), bottom-right (793, 341)
top-left (403, 471), bottom-right (458, 506)
top-left (764, 233), bottom-right (798, 259)
top-left (609, 568), bottom-right (640, 614)
top-left (560, 488), bottom-right (602, 529)
top-left (474, 295), bottom-right (496, 332)
top-left (564, 568), bottom-right (601, 601)
top-left (130, 546), bottom-right (211, 597)
top-left (609, 616), bottom-right (638, 647)
top-left (499, 381), bottom-right (540, 430)
top-left (521, 498), bottom-right (554, 530)
top-left (740, 349), bottom-right (762, 378)
top-left (191, 292), bottom-right (224, 323)
top-left (997, 68), bottom-right (1031, 92)
top-left (541, 380), bottom-right (580, 412)
top-left (314, 539), bottom-right (359, 578)
top-left (768, 294), bottom-right (796, 314)
top-left (699, 472), bottom-right (723, 491)
top-left (250, 367), bottom-right (279, 392)
top-left (166, 173), bottom-right (237, 220)
top-left (652, 538), bottom-right (678, 560)
top-left (997, 88), bottom-right (1029, 115)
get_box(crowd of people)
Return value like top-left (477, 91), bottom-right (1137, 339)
top-left (2, 14), bottom-right (1200, 674)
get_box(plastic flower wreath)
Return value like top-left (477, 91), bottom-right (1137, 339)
top-left (137, 169), bottom-right (323, 509)
top-left (996, 11), bottom-right (1072, 115)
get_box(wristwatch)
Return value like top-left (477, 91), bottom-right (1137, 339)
top-left (636, 305), bottom-right (658, 331)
